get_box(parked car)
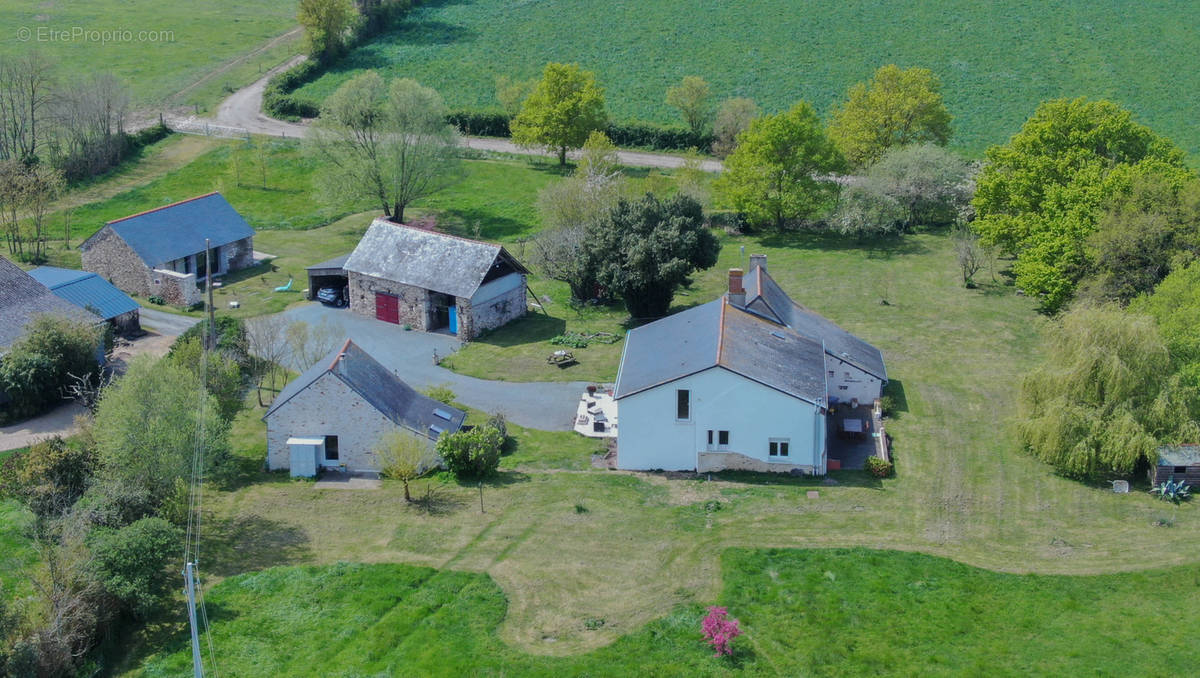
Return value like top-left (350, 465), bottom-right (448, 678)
top-left (316, 285), bottom-right (348, 307)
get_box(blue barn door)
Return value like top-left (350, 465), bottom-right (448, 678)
top-left (448, 305), bottom-right (458, 334)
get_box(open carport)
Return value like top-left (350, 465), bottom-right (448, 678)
top-left (305, 254), bottom-right (349, 301)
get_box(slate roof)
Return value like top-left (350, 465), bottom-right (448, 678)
top-left (344, 219), bottom-right (528, 299)
top-left (742, 264), bottom-right (887, 380)
top-left (27, 266), bottom-right (139, 321)
top-left (0, 257), bottom-right (100, 349)
top-left (614, 298), bottom-right (827, 405)
top-left (80, 192), bottom-right (255, 268)
top-left (1157, 445), bottom-right (1200, 467)
top-left (263, 339), bottom-right (466, 439)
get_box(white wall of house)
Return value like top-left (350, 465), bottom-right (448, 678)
top-left (266, 372), bottom-right (398, 473)
top-left (824, 354), bottom-right (883, 406)
top-left (616, 367), bottom-right (826, 473)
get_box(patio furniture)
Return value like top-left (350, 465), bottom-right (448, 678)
top-left (548, 350), bottom-right (577, 367)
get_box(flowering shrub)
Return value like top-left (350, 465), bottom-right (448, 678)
top-left (700, 606), bottom-right (742, 657)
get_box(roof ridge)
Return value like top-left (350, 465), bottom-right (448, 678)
top-left (373, 218), bottom-right (501, 251)
top-left (329, 337), bottom-right (354, 370)
top-left (716, 297), bottom-right (728, 364)
top-left (107, 192), bottom-right (221, 225)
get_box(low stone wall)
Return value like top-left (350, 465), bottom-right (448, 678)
top-left (698, 451), bottom-right (815, 475)
top-left (150, 268), bottom-right (201, 306)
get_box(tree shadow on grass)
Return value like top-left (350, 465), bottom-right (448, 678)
top-left (410, 483), bottom-right (467, 516)
top-left (437, 208), bottom-right (535, 242)
top-left (756, 229), bottom-right (930, 259)
top-left (202, 513), bottom-right (312, 576)
top-left (470, 313), bottom-right (567, 348)
top-left (882, 379), bottom-right (909, 417)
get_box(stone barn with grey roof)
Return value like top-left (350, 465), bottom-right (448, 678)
top-left (79, 192), bottom-right (255, 306)
top-left (0, 256), bottom-right (101, 353)
top-left (343, 218), bottom-right (530, 339)
top-left (263, 339), bottom-right (466, 476)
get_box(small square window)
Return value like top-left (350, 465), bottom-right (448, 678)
top-left (769, 439), bottom-right (790, 457)
top-left (838, 385), bottom-right (848, 390)
top-left (828, 370), bottom-right (835, 377)
top-left (676, 389), bottom-right (690, 420)
top-left (718, 430), bottom-right (729, 446)
top-left (1175, 466), bottom-right (1189, 474)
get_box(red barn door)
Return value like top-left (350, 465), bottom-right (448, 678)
top-left (375, 293), bottom-right (399, 324)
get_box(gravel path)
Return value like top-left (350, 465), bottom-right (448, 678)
top-left (263, 304), bottom-right (588, 431)
top-left (167, 58), bottom-right (724, 172)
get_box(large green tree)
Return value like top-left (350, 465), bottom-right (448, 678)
top-left (310, 72), bottom-right (461, 223)
top-left (1132, 260), bottom-right (1200, 404)
top-left (827, 64), bottom-right (952, 169)
top-left (715, 102), bottom-right (843, 230)
top-left (585, 193), bottom-right (720, 319)
top-left (973, 98), bottom-right (1190, 312)
top-left (510, 63), bottom-right (607, 165)
top-left (664, 75), bottom-right (712, 138)
top-left (1018, 305), bottom-right (1199, 479)
top-left (298, 0), bottom-right (357, 63)
top-left (92, 357), bottom-right (228, 510)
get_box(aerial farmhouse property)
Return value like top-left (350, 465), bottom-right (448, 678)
top-left (614, 255), bottom-right (886, 475)
top-left (341, 219), bottom-right (530, 339)
top-left (80, 192), bottom-right (256, 306)
top-left (263, 339), bottom-right (466, 477)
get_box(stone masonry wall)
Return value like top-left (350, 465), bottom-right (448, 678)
top-left (81, 229), bottom-right (152, 297)
top-left (266, 371), bottom-right (425, 473)
top-left (223, 236), bottom-right (254, 272)
top-left (150, 269), bottom-right (201, 306)
top-left (457, 277), bottom-right (527, 339)
top-left (348, 272), bottom-right (432, 330)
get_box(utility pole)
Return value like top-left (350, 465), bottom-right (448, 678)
top-left (205, 238), bottom-right (216, 350)
top-left (184, 562), bottom-right (205, 678)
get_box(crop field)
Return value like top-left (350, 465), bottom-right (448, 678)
top-left (0, 0), bottom-right (297, 107)
top-left (295, 0), bottom-right (1200, 156)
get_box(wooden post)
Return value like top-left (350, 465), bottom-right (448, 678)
top-left (478, 481), bottom-right (484, 513)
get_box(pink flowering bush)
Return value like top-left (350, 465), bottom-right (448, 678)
top-left (700, 606), bottom-right (742, 657)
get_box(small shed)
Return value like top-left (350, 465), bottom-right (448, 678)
top-left (1151, 445), bottom-right (1200, 486)
top-left (27, 266), bottom-right (141, 334)
top-left (306, 254), bottom-right (350, 301)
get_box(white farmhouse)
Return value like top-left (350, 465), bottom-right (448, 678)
top-left (613, 256), bottom-right (885, 475)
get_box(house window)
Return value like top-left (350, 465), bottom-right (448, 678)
top-left (676, 389), bottom-right (690, 420)
top-left (717, 430), bottom-right (729, 447)
top-left (182, 256), bottom-right (192, 275)
top-left (828, 370), bottom-right (835, 377)
top-left (844, 372), bottom-right (851, 378)
top-left (324, 435), bottom-right (339, 461)
top-left (838, 385), bottom-right (848, 390)
top-left (707, 430), bottom-right (714, 446)
top-left (769, 439), bottom-right (790, 458)
top-left (1175, 466), bottom-right (1189, 474)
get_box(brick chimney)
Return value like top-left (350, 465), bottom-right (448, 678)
top-left (728, 268), bottom-right (745, 307)
top-left (749, 254), bottom-right (767, 272)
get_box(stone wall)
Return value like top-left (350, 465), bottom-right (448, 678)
top-left (109, 309), bottom-right (140, 334)
top-left (81, 228), bottom-right (152, 297)
top-left (458, 277), bottom-right (527, 339)
top-left (266, 371), bottom-right (425, 473)
top-left (150, 269), bottom-right (202, 306)
top-left (223, 236), bottom-right (255, 272)
top-left (348, 272), bottom-right (433, 329)
top-left (697, 451), bottom-right (815, 475)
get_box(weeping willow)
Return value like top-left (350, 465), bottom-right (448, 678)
top-left (1018, 305), bottom-right (1200, 478)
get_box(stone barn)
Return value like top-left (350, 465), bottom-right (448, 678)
top-left (343, 219), bottom-right (530, 339)
top-left (28, 266), bottom-right (141, 334)
top-left (80, 192), bottom-right (256, 306)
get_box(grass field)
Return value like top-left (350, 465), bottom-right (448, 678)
top-left (0, 448), bottom-right (37, 605)
top-left (295, 0), bottom-right (1200, 156)
top-left (0, 1), bottom-right (297, 109)
top-left (135, 549), bottom-right (1200, 676)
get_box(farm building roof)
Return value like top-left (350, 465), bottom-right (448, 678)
top-left (263, 339), bottom-right (466, 440)
top-left (742, 263), bottom-right (887, 380)
top-left (343, 219), bottom-right (528, 299)
top-left (0, 256), bottom-right (100, 350)
top-left (1157, 445), bottom-right (1200, 467)
top-left (81, 192), bottom-right (255, 268)
top-left (27, 266), bottom-right (139, 321)
top-left (305, 254), bottom-right (351, 273)
top-left (614, 298), bottom-right (827, 405)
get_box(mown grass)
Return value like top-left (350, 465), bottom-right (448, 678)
top-left (0, 448), bottom-right (36, 605)
top-left (0, 0), bottom-right (297, 108)
top-left (295, 0), bottom-right (1200, 156)
top-left (134, 548), bottom-right (1200, 676)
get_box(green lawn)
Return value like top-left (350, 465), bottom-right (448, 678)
top-left (135, 548), bottom-right (1200, 676)
top-left (0, 1), bottom-right (297, 109)
top-left (294, 0), bottom-right (1200, 156)
top-left (0, 448), bottom-right (36, 605)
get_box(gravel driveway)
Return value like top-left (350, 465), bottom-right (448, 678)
top-left (264, 304), bottom-right (588, 431)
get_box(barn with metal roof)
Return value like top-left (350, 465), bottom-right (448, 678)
top-left (28, 266), bottom-right (141, 333)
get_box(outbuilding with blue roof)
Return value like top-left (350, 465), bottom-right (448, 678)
top-left (28, 266), bottom-right (141, 334)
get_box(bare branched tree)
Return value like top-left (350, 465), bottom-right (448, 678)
top-left (285, 318), bottom-right (342, 370)
top-left (0, 52), bottom-right (56, 163)
top-left (954, 225), bottom-right (984, 287)
top-left (246, 314), bottom-right (290, 406)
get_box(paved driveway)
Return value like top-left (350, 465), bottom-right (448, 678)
top-left (269, 304), bottom-right (588, 431)
top-left (139, 307), bottom-right (202, 335)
